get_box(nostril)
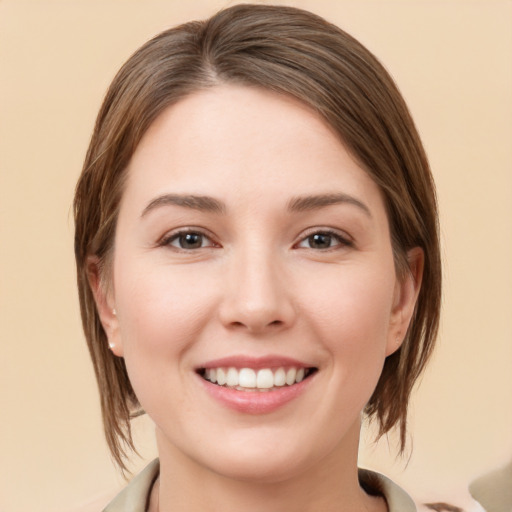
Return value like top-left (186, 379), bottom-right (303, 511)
top-left (227, 319), bottom-right (284, 331)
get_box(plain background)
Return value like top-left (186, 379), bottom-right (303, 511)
top-left (0, 1), bottom-right (511, 511)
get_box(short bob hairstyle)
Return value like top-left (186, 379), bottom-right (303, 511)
top-left (74, 3), bottom-right (441, 471)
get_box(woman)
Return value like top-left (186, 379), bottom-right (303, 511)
top-left (74, 4), bottom-right (441, 511)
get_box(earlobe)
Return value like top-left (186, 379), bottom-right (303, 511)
top-left (386, 247), bottom-right (424, 356)
top-left (86, 256), bottom-right (124, 357)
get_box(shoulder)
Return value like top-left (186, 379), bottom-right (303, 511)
top-left (102, 463), bottom-right (412, 512)
top-left (102, 459), bottom-right (160, 512)
top-left (359, 468), bottom-right (417, 512)
top-left (469, 458), bottom-right (512, 512)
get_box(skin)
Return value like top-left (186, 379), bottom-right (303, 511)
top-left (90, 84), bottom-right (423, 512)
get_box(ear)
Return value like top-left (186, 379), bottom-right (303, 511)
top-left (386, 247), bottom-right (424, 356)
top-left (86, 256), bottom-right (124, 357)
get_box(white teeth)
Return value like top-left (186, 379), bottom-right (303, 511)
top-left (205, 368), bottom-right (217, 383)
top-left (256, 369), bottom-right (274, 389)
top-left (216, 368), bottom-right (227, 386)
top-left (226, 367), bottom-right (239, 387)
top-left (203, 366), bottom-right (312, 390)
top-left (239, 368), bottom-right (256, 388)
top-left (274, 367), bottom-right (286, 387)
top-left (285, 367), bottom-right (297, 385)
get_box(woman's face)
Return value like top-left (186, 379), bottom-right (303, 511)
top-left (95, 85), bottom-right (420, 482)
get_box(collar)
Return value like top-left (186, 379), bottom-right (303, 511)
top-left (103, 459), bottom-right (417, 512)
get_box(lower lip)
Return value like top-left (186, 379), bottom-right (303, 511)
top-left (197, 373), bottom-right (314, 414)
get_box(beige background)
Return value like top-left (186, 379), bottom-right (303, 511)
top-left (1, 1), bottom-right (511, 511)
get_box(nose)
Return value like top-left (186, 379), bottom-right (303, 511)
top-left (217, 248), bottom-right (296, 334)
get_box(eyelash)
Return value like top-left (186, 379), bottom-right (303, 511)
top-left (159, 228), bottom-right (218, 251)
top-left (294, 229), bottom-right (354, 251)
top-left (158, 228), bottom-right (353, 251)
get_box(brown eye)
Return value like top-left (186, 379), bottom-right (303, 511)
top-left (166, 231), bottom-right (214, 250)
top-left (296, 230), bottom-right (352, 250)
top-left (307, 233), bottom-right (334, 249)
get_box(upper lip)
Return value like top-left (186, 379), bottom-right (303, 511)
top-left (198, 355), bottom-right (315, 370)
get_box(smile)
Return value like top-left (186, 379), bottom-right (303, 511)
top-left (196, 356), bottom-right (318, 413)
top-left (199, 366), bottom-right (317, 391)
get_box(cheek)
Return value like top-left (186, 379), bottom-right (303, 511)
top-left (112, 260), bottom-right (218, 386)
top-left (302, 263), bottom-right (396, 386)
top-left (305, 264), bottom-right (395, 339)
top-left (112, 263), bottom-right (223, 430)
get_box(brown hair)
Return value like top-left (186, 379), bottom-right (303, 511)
top-left (74, 3), bottom-right (441, 471)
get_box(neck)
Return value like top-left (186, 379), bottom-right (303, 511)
top-left (150, 423), bottom-right (386, 512)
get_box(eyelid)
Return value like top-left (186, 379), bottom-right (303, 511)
top-left (294, 227), bottom-right (354, 250)
top-left (158, 227), bottom-right (220, 249)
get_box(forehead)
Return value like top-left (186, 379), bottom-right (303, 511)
top-left (122, 84), bottom-right (385, 218)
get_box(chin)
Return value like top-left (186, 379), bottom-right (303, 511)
top-left (186, 425), bottom-right (332, 484)
top-left (205, 447), bottom-right (310, 484)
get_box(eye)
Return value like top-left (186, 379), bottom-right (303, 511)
top-left (296, 230), bottom-right (352, 250)
top-left (162, 230), bottom-right (216, 250)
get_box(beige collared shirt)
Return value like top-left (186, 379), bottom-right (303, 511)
top-left (103, 459), bottom-right (417, 512)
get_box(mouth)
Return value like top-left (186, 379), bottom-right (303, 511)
top-left (195, 357), bottom-right (318, 414)
top-left (196, 366), bottom-right (318, 392)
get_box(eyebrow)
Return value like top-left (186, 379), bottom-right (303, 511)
top-left (141, 192), bottom-right (371, 218)
top-left (287, 193), bottom-right (372, 217)
top-left (141, 194), bottom-right (226, 217)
